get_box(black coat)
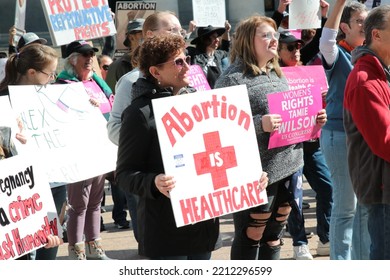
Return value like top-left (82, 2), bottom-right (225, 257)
top-left (116, 78), bottom-right (219, 258)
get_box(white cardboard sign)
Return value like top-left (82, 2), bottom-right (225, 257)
top-left (192, 0), bottom-right (226, 27)
top-left (9, 83), bottom-right (117, 184)
top-left (153, 85), bottom-right (267, 227)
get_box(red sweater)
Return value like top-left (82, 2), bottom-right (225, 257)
top-left (344, 52), bottom-right (390, 204)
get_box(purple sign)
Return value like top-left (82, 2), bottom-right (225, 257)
top-left (188, 65), bottom-right (211, 92)
top-left (267, 84), bottom-right (322, 149)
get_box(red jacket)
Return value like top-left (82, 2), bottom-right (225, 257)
top-left (344, 50), bottom-right (390, 204)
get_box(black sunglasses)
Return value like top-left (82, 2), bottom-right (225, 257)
top-left (285, 43), bottom-right (302, 52)
top-left (157, 55), bottom-right (191, 68)
top-left (102, 65), bottom-right (110, 71)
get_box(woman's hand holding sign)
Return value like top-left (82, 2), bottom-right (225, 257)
top-left (316, 109), bottom-right (327, 127)
top-left (258, 172), bottom-right (269, 192)
top-left (155, 174), bottom-right (176, 198)
top-left (262, 114), bottom-right (282, 132)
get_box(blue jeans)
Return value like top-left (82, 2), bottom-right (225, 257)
top-left (286, 168), bottom-right (307, 246)
top-left (302, 141), bottom-right (333, 244)
top-left (34, 185), bottom-right (67, 260)
top-left (320, 129), bottom-right (370, 259)
top-left (366, 204), bottom-right (390, 259)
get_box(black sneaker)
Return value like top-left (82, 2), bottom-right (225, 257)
top-left (115, 221), bottom-right (130, 229)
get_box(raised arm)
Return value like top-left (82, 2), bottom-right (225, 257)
top-left (319, 0), bottom-right (347, 67)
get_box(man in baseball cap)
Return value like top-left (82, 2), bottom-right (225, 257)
top-left (123, 18), bottom-right (145, 48)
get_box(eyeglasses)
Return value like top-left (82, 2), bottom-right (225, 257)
top-left (157, 55), bottom-right (191, 68)
top-left (38, 70), bottom-right (57, 80)
top-left (283, 43), bottom-right (302, 52)
top-left (153, 26), bottom-right (185, 37)
top-left (350, 18), bottom-right (365, 26)
top-left (102, 65), bottom-right (110, 71)
top-left (257, 31), bottom-right (280, 40)
top-left (81, 52), bottom-right (95, 58)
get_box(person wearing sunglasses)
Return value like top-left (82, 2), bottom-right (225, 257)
top-left (56, 40), bottom-right (114, 260)
top-left (278, 32), bottom-right (305, 67)
top-left (97, 54), bottom-right (113, 81)
top-left (115, 34), bottom-right (220, 260)
top-left (277, 31), bottom-right (334, 261)
top-left (215, 15), bottom-right (327, 260)
top-left (106, 11), bottom-right (188, 247)
top-left (0, 44), bottom-right (66, 260)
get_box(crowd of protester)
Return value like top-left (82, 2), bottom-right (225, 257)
top-left (1, 0), bottom-right (390, 260)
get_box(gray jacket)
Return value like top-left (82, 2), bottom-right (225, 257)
top-left (215, 59), bottom-right (303, 184)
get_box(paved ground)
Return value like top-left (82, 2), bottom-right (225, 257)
top-left (56, 180), bottom-right (329, 260)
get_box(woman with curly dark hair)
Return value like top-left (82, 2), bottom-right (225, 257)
top-left (116, 34), bottom-right (218, 259)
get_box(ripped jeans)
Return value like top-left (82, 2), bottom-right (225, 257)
top-left (230, 172), bottom-right (299, 260)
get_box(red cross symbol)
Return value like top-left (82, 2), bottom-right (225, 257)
top-left (193, 131), bottom-right (237, 191)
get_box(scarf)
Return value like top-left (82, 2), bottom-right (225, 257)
top-left (338, 39), bottom-right (354, 53)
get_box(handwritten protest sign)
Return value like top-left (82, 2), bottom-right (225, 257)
top-left (9, 83), bottom-right (117, 183)
top-left (115, 1), bottom-right (156, 52)
top-left (188, 65), bottom-right (211, 92)
top-left (192, 0), bottom-right (226, 27)
top-left (153, 85), bottom-right (266, 227)
top-left (267, 84), bottom-right (322, 149)
top-left (0, 155), bottom-right (60, 260)
top-left (289, 0), bottom-right (321, 30)
top-left (40, 0), bottom-right (116, 46)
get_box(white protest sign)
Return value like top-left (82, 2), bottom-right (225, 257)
top-left (0, 155), bottom-right (60, 260)
top-left (289, 0), bottom-right (321, 30)
top-left (0, 96), bottom-right (19, 132)
top-left (0, 59), bottom-right (7, 83)
top-left (9, 83), bottom-right (117, 183)
top-left (40, 0), bottom-right (117, 46)
top-left (192, 0), bottom-right (226, 27)
top-left (13, 0), bottom-right (27, 43)
top-left (153, 85), bottom-right (267, 227)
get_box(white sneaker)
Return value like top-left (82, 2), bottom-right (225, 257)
top-left (316, 241), bottom-right (330, 256)
top-left (293, 245), bottom-right (314, 260)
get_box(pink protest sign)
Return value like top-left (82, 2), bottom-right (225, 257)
top-left (187, 65), bottom-right (211, 92)
top-left (267, 84), bottom-right (322, 149)
top-left (282, 65), bottom-right (328, 92)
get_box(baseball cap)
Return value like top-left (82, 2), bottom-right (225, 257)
top-left (65, 40), bottom-right (99, 57)
top-left (17, 32), bottom-right (47, 49)
top-left (123, 18), bottom-right (145, 47)
top-left (279, 32), bottom-right (304, 45)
